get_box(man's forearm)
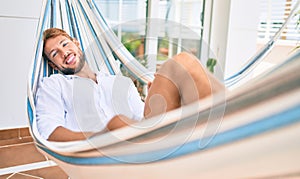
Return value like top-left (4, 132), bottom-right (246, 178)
top-left (47, 115), bottom-right (133, 142)
top-left (48, 126), bottom-right (93, 142)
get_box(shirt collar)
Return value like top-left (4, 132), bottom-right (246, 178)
top-left (63, 71), bottom-right (106, 80)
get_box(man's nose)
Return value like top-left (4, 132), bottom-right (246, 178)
top-left (63, 50), bottom-right (70, 58)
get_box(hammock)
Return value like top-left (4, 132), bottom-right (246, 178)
top-left (27, 0), bottom-right (300, 178)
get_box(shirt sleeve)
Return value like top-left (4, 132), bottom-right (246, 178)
top-left (35, 76), bottom-right (66, 140)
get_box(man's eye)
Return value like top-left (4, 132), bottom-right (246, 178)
top-left (63, 42), bottom-right (68, 47)
top-left (52, 51), bottom-right (57, 58)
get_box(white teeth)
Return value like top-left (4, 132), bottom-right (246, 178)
top-left (66, 55), bottom-right (75, 64)
top-left (67, 58), bottom-right (72, 64)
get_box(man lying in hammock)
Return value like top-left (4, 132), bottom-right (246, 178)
top-left (36, 28), bottom-right (224, 142)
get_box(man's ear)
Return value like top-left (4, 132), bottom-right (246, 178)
top-left (48, 60), bottom-right (59, 70)
top-left (73, 38), bottom-right (80, 47)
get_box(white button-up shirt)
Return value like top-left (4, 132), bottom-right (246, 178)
top-left (35, 71), bottom-right (144, 139)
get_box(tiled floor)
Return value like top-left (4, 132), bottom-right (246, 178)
top-left (0, 128), bottom-right (69, 179)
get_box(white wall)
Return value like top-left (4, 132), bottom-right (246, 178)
top-left (224, 0), bottom-right (260, 78)
top-left (209, 0), bottom-right (231, 79)
top-left (209, 0), bottom-right (260, 80)
top-left (0, 0), bottom-right (42, 129)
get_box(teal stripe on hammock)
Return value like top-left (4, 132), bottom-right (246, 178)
top-left (69, 2), bottom-right (84, 52)
top-left (77, 0), bottom-right (115, 74)
top-left (38, 103), bottom-right (300, 165)
top-left (51, 0), bottom-right (57, 27)
top-left (27, 99), bottom-right (34, 126)
top-left (65, 0), bottom-right (74, 37)
top-left (31, 0), bottom-right (51, 87)
top-left (91, 0), bottom-right (109, 27)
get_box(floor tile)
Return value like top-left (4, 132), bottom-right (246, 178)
top-left (0, 143), bottom-right (46, 168)
top-left (24, 166), bottom-right (69, 179)
top-left (0, 172), bottom-right (40, 179)
top-left (19, 128), bottom-right (31, 138)
top-left (0, 129), bottom-right (19, 141)
top-left (0, 128), bottom-right (31, 141)
top-left (0, 166), bottom-right (69, 179)
top-left (0, 137), bottom-right (33, 147)
top-left (0, 128), bottom-right (69, 179)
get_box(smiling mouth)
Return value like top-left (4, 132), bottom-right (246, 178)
top-left (65, 54), bottom-right (76, 65)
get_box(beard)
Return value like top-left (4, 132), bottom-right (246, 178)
top-left (60, 52), bottom-right (86, 75)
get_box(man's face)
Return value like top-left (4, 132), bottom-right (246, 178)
top-left (43, 35), bottom-right (85, 75)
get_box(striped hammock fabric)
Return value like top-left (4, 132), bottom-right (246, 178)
top-left (27, 0), bottom-right (300, 178)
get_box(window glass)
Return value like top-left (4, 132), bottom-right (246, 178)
top-left (257, 0), bottom-right (299, 65)
top-left (95, 0), bottom-right (205, 65)
top-left (95, 0), bottom-right (147, 97)
top-left (258, 0), bottom-right (300, 41)
top-left (157, 0), bottom-right (205, 63)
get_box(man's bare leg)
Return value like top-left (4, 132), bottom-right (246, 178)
top-left (144, 52), bottom-right (224, 118)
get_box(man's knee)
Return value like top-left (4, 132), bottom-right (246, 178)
top-left (172, 52), bottom-right (203, 72)
top-left (173, 52), bottom-right (198, 61)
